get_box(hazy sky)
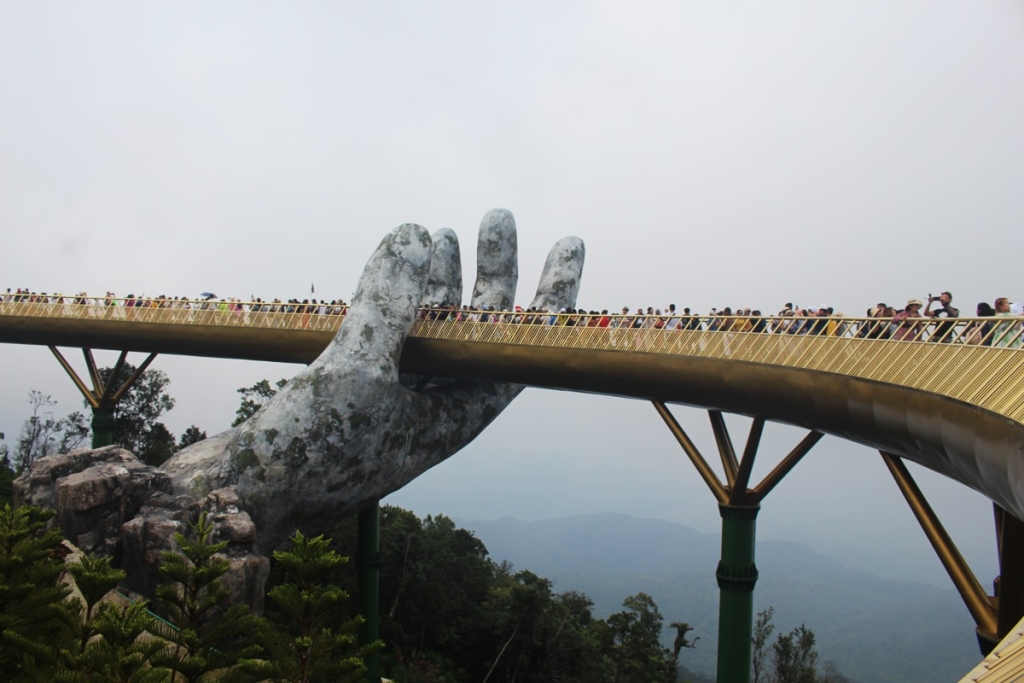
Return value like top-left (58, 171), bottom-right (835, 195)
top-left (2, 1), bottom-right (1023, 594)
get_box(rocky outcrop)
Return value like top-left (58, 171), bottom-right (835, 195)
top-left (14, 446), bottom-right (172, 559)
top-left (15, 448), bottom-right (269, 612)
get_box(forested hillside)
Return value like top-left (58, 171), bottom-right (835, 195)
top-left (464, 513), bottom-right (981, 683)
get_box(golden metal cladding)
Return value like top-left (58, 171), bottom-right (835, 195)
top-left (3, 300), bottom-right (1024, 522)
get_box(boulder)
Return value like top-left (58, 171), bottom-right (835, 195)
top-left (14, 448), bottom-right (270, 613)
top-left (13, 447), bottom-right (172, 559)
top-left (120, 487), bottom-right (270, 612)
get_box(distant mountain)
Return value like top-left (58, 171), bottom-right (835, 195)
top-left (460, 513), bottom-right (981, 683)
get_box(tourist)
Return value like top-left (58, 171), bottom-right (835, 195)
top-left (892, 299), bottom-right (924, 341)
top-left (925, 291), bottom-right (959, 342)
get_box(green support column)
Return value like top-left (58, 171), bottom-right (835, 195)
top-left (716, 504), bottom-right (760, 683)
top-left (91, 406), bottom-right (116, 448)
top-left (357, 500), bottom-right (381, 682)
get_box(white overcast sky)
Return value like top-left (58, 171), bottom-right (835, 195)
top-left (2, 1), bottom-right (1023, 590)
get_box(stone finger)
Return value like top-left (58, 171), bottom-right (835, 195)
top-left (470, 208), bottom-right (518, 311)
top-left (528, 236), bottom-right (586, 311)
top-left (422, 228), bottom-right (463, 307)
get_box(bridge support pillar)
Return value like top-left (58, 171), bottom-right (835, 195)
top-left (653, 402), bottom-right (822, 683)
top-left (49, 347), bottom-right (157, 452)
top-left (716, 504), bottom-right (760, 683)
top-left (90, 407), bottom-right (116, 448)
top-left (357, 500), bottom-right (381, 682)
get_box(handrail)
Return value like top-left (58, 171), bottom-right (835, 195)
top-left (1, 299), bottom-right (1022, 349)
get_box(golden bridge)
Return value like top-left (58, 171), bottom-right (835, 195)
top-left (3, 297), bottom-right (1024, 682)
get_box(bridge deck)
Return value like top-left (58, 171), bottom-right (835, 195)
top-left (3, 300), bottom-right (1024, 521)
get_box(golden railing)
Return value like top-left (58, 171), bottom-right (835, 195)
top-left (0, 296), bottom-right (350, 332)
top-left (3, 297), bottom-right (1024, 424)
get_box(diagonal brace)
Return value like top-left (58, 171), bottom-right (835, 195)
top-left (881, 452), bottom-right (997, 637)
top-left (99, 350), bottom-right (130, 405)
top-left (108, 353), bottom-right (158, 405)
top-left (748, 430), bottom-right (823, 505)
top-left (709, 410), bottom-right (739, 487)
top-left (729, 417), bottom-right (765, 506)
top-left (50, 346), bottom-right (100, 408)
top-left (653, 401), bottom-right (728, 504)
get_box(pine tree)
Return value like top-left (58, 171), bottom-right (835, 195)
top-left (0, 504), bottom-right (72, 680)
top-left (78, 599), bottom-right (172, 683)
top-left (49, 553), bottom-right (171, 683)
top-left (0, 451), bottom-right (15, 509)
top-left (152, 512), bottom-right (265, 683)
top-left (50, 552), bottom-right (128, 681)
top-left (260, 530), bottom-right (376, 683)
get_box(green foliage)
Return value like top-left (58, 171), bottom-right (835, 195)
top-left (606, 592), bottom-right (676, 683)
top-left (326, 506), bottom-right (685, 683)
top-left (3, 501), bottom-right (700, 683)
top-left (772, 624), bottom-right (819, 683)
top-left (752, 607), bottom-right (852, 683)
top-left (480, 570), bottom-right (610, 683)
top-left (67, 553), bottom-right (126, 622)
top-left (260, 530), bottom-right (373, 683)
top-left (97, 364), bottom-right (176, 466)
top-left (0, 439), bottom-right (14, 508)
top-left (76, 600), bottom-right (171, 683)
top-left (152, 512), bottom-right (265, 683)
top-left (13, 391), bottom-right (90, 473)
top-left (51, 553), bottom-right (172, 683)
top-left (752, 607), bottom-right (775, 683)
top-left (0, 504), bottom-right (72, 680)
top-left (177, 426), bottom-right (207, 450)
top-left (232, 379), bottom-right (287, 427)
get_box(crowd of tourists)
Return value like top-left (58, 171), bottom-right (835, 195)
top-left (3, 288), bottom-right (1022, 347)
top-left (1, 289), bottom-right (349, 315)
top-left (417, 291), bottom-right (1021, 347)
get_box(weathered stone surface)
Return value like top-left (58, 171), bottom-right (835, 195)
top-left (159, 210), bottom-right (586, 556)
top-left (423, 227), bottom-right (462, 307)
top-left (471, 208), bottom-right (518, 310)
top-left (14, 447), bottom-right (172, 558)
top-left (215, 552), bottom-right (270, 614)
top-left (119, 486), bottom-right (269, 609)
top-left (120, 495), bottom-right (193, 598)
top-left (15, 449), bottom-right (271, 610)
top-left (529, 236), bottom-right (587, 312)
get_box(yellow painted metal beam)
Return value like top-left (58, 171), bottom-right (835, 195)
top-left (49, 346), bottom-right (99, 408)
top-left (729, 417), bottom-right (764, 506)
top-left (108, 353), bottom-right (158, 405)
top-left (709, 410), bottom-right (739, 487)
top-left (652, 401), bottom-right (729, 505)
top-left (749, 431), bottom-right (823, 504)
top-left (99, 350), bottom-right (129, 405)
top-left (82, 348), bottom-right (103, 399)
top-left (881, 452), bottom-right (998, 638)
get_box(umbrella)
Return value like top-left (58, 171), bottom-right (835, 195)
top-left (200, 292), bottom-right (217, 300)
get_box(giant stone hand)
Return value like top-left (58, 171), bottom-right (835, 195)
top-left (162, 209), bottom-right (585, 554)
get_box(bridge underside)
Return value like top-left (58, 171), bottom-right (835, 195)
top-left (402, 338), bottom-right (1024, 524)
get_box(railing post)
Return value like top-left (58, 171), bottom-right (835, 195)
top-left (357, 500), bottom-right (381, 682)
top-left (716, 503), bottom-right (760, 683)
